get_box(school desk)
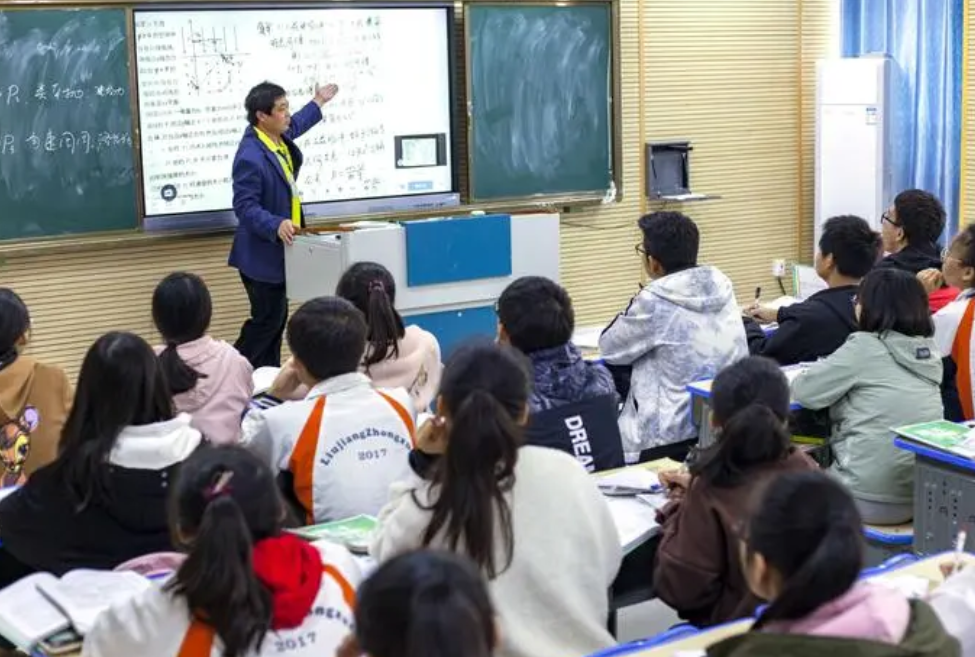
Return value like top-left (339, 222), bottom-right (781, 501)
top-left (894, 431), bottom-right (975, 555)
top-left (687, 364), bottom-right (806, 448)
top-left (620, 550), bottom-right (975, 657)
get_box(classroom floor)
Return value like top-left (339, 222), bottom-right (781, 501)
top-left (618, 599), bottom-right (680, 643)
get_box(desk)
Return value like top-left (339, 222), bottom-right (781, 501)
top-left (687, 365), bottom-right (806, 448)
top-left (573, 325), bottom-right (605, 362)
top-left (894, 432), bottom-right (975, 555)
top-left (623, 551), bottom-right (975, 656)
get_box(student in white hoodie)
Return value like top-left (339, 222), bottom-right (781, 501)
top-left (0, 332), bottom-right (202, 587)
top-left (337, 262), bottom-right (441, 411)
top-left (83, 445), bottom-right (361, 657)
top-left (371, 340), bottom-right (621, 657)
top-left (599, 211), bottom-right (748, 462)
top-left (242, 297), bottom-right (415, 523)
top-left (153, 273), bottom-right (253, 444)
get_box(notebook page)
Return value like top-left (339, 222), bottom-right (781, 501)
top-left (0, 572), bottom-right (67, 649)
top-left (38, 570), bottom-right (150, 635)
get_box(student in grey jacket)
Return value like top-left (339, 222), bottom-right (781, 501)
top-left (792, 269), bottom-right (943, 525)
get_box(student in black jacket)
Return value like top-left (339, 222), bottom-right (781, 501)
top-left (878, 189), bottom-right (945, 275)
top-left (496, 276), bottom-right (623, 472)
top-left (0, 332), bottom-right (202, 587)
top-left (745, 215), bottom-right (880, 366)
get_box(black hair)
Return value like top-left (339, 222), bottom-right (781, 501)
top-left (857, 268), bottom-right (934, 338)
top-left (245, 82), bottom-right (287, 126)
top-left (420, 341), bottom-right (529, 578)
top-left (690, 357), bottom-right (793, 488)
top-left (335, 262), bottom-right (406, 369)
top-left (496, 276), bottom-right (574, 354)
top-left (287, 297), bottom-right (368, 382)
top-left (0, 288), bottom-right (30, 372)
top-left (167, 445), bottom-right (285, 657)
top-left (747, 470), bottom-right (864, 629)
top-left (355, 550), bottom-right (496, 657)
top-left (56, 332), bottom-right (173, 508)
top-left (818, 215), bottom-right (881, 279)
top-left (893, 189), bottom-right (946, 247)
top-left (152, 273), bottom-right (212, 396)
top-left (638, 211), bottom-right (699, 274)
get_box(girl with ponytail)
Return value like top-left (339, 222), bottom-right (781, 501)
top-left (654, 356), bottom-right (816, 627)
top-left (337, 550), bottom-right (497, 657)
top-left (371, 340), bottom-right (622, 657)
top-left (336, 262), bottom-right (441, 410)
top-left (83, 445), bottom-right (362, 657)
top-left (707, 471), bottom-right (958, 657)
top-left (152, 273), bottom-right (253, 443)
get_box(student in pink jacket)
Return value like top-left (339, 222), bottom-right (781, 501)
top-left (152, 273), bottom-right (253, 444)
top-left (337, 262), bottom-right (441, 411)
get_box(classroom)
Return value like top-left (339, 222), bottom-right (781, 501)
top-left (1, 0), bottom-right (975, 656)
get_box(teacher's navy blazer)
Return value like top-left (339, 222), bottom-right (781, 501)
top-left (228, 101), bottom-right (323, 284)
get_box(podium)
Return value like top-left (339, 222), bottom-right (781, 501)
top-left (285, 213), bottom-right (560, 355)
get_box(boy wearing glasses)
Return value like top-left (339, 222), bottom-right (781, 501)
top-left (598, 211), bottom-right (747, 463)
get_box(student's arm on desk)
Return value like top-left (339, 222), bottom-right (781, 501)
top-left (790, 340), bottom-right (860, 409)
top-left (370, 475), bottom-right (429, 562)
top-left (599, 294), bottom-right (658, 365)
top-left (653, 482), bottom-right (725, 621)
top-left (928, 563), bottom-right (975, 655)
top-left (81, 589), bottom-right (158, 657)
top-left (743, 314), bottom-right (804, 365)
top-left (239, 404), bottom-right (295, 472)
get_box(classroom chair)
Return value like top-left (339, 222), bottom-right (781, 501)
top-left (587, 624), bottom-right (699, 657)
top-left (863, 523), bottom-right (914, 568)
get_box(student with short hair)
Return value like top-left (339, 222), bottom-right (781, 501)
top-left (84, 445), bottom-right (362, 657)
top-left (0, 288), bottom-right (72, 485)
top-left (153, 273), bottom-right (253, 444)
top-left (0, 332), bottom-right (202, 586)
top-left (923, 225), bottom-right (975, 421)
top-left (878, 189), bottom-right (957, 312)
top-left (371, 341), bottom-right (621, 657)
top-left (599, 211), bottom-right (748, 462)
top-left (746, 216), bottom-right (880, 365)
top-left (241, 296), bottom-right (415, 523)
top-left (654, 357), bottom-right (816, 627)
top-left (496, 276), bottom-right (622, 472)
top-left (337, 550), bottom-right (497, 657)
top-left (708, 471), bottom-right (958, 657)
top-left (336, 262), bottom-right (441, 411)
top-left (792, 269), bottom-right (943, 525)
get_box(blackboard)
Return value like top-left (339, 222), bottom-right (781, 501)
top-left (466, 3), bottom-right (613, 201)
top-left (0, 9), bottom-right (137, 240)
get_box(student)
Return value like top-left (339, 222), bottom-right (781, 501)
top-left (708, 470), bottom-right (959, 657)
top-left (153, 272), bottom-right (253, 444)
top-left (792, 268), bottom-right (943, 525)
top-left (877, 189), bottom-right (957, 312)
top-left (599, 211), bottom-right (747, 462)
top-left (241, 296), bottom-right (415, 523)
top-left (337, 262), bottom-right (441, 411)
top-left (496, 276), bottom-right (622, 472)
top-left (0, 288), bottom-right (72, 485)
top-left (83, 446), bottom-right (361, 657)
top-left (0, 332), bottom-right (201, 586)
top-left (653, 356), bottom-right (816, 627)
top-left (337, 550), bottom-right (497, 657)
top-left (924, 225), bottom-right (975, 421)
top-left (746, 216), bottom-right (879, 365)
top-left (371, 341), bottom-right (621, 657)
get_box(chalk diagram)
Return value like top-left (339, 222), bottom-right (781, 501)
top-left (180, 22), bottom-right (246, 95)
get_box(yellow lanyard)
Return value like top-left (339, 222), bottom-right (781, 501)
top-left (255, 128), bottom-right (301, 227)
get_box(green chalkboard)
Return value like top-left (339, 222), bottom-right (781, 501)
top-left (0, 8), bottom-right (137, 240)
top-left (466, 3), bottom-right (613, 201)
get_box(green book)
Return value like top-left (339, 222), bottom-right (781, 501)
top-left (287, 515), bottom-right (378, 554)
top-left (894, 420), bottom-right (975, 459)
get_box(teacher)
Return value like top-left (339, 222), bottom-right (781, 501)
top-left (229, 80), bottom-right (339, 368)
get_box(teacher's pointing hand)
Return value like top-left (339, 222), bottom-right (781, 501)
top-left (314, 83), bottom-right (339, 106)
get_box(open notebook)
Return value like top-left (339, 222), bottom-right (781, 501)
top-left (0, 570), bottom-right (150, 650)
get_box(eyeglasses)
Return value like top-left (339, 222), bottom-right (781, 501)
top-left (634, 243), bottom-right (647, 257)
top-left (881, 211), bottom-right (899, 228)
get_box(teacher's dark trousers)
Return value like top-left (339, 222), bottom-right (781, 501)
top-left (235, 273), bottom-right (288, 368)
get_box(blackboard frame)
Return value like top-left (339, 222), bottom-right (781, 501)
top-left (0, 0), bottom-right (623, 254)
top-left (462, 0), bottom-right (621, 207)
